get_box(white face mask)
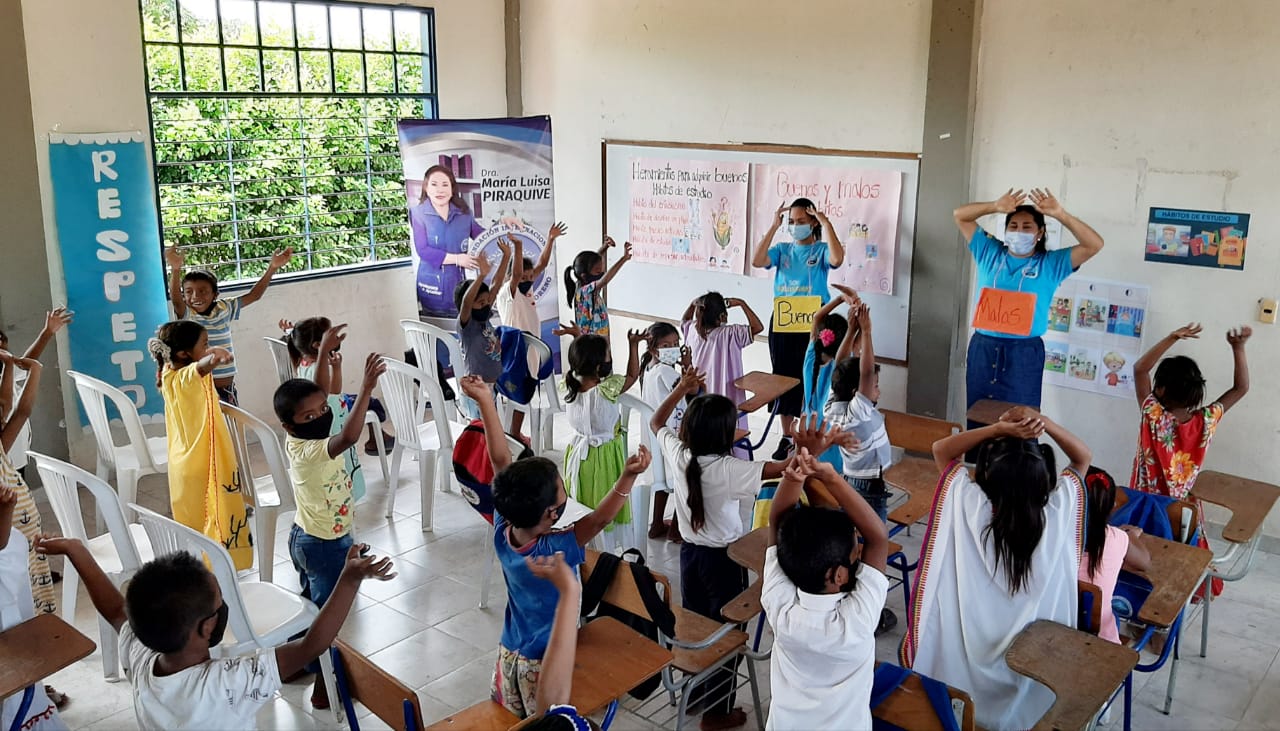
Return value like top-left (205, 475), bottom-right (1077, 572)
top-left (1005, 230), bottom-right (1037, 255)
top-left (656, 347), bottom-right (682, 366)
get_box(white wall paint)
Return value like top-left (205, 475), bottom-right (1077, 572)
top-left (519, 0), bottom-right (932, 410)
top-left (972, 0), bottom-right (1280, 532)
top-left (18, 0), bottom-right (508, 451)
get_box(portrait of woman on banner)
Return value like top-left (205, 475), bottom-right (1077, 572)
top-left (409, 164), bottom-right (488, 318)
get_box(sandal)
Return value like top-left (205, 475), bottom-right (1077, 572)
top-left (44, 685), bottom-right (69, 710)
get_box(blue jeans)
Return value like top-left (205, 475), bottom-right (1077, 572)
top-left (848, 476), bottom-right (890, 523)
top-left (288, 525), bottom-right (353, 671)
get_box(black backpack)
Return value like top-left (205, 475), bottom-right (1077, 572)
top-left (579, 549), bottom-right (676, 699)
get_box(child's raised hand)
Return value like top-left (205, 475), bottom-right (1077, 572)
top-left (552, 322), bottom-right (581, 338)
top-left (319, 323), bottom-right (348, 354)
top-left (0, 486), bottom-right (15, 510)
top-left (623, 444), bottom-right (652, 476)
top-left (602, 235), bottom-right (616, 249)
top-left (496, 237), bottom-right (512, 256)
top-left (832, 284), bottom-right (860, 306)
top-left (476, 252), bottom-right (493, 276)
top-left (526, 551), bottom-right (576, 593)
top-left (164, 246), bottom-right (185, 269)
top-left (679, 345), bottom-right (693, 369)
top-left (627, 329), bottom-right (649, 348)
top-left (269, 247), bottom-right (294, 270)
top-left (361, 353), bottom-right (385, 391)
top-left (0, 349), bottom-right (14, 366)
top-left (342, 543), bottom-right (397, 583)
top-left (621, 242), bottom-right (633, 262)
top-left (676, 366), bottom-right (704, 394)
top-left (998, 404), bottom-right (1040, 423)
top-left (12, 357), bottom-right (42, 372)
top-left (206, 347), bottom-right (234, 365)
top-left (44, 306), bottom-right (73, 334)
top-left (856, 303), bottom-right (872, 329)
top-left (998, 417), bottom-right (1044, 440)
top-left (278, 318), bottom-right (294, 333)
top-left (459, 374), bottom-right (494, 403)
top-left (1227, 325), bottom-right (1253, 347)
top-left (548, 222), bottom-right (568, 242)
top-left (1170, 322), bottom-right (1202, 340)
top-left (32, 533), bottom-right (82, 557)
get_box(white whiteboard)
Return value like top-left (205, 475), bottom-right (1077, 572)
top-left (603, 141), bottom-right (920, 362)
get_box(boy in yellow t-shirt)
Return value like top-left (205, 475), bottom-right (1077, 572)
top-left (273, 352), bottom-right (385, 709)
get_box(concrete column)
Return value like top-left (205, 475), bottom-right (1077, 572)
top-left (907, 0), bottom-right (982, 419)
top-left (0, 0), bottom-right (66, 462)
top-left (504, 0), bottom-right (523, 116)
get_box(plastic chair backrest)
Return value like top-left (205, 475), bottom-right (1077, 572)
top-left (880, 409), bottom-right (962, 457)
top-left (617, 393), bottom-right (667, 492)
top-left (264, 337), bottom-right (296, 385)
top-left (378, 358), bottom-right (456, 452)
top-left (331, 639), bottom-right (424, 731)
top-left (68, 370), bottom-right (159, 473)
top-left (221, 401), bottom-right (296, 513)
top-left (400, 319), bottom-right (461, 381)
top-left (129, 503), bottom-right (258, 649)
top-left (520, 332), bottom-right (562, 408)
top-left (28, 451), bottom-right (144, 572)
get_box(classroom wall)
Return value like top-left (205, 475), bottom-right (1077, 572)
top-left (970, 0), bottom-right (1280, 535)
top-left (519, 0), bottom-right (932, 408)
top-left (16, 0), bottom-right (509, 454)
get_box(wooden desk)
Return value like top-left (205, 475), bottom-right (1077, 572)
top-left (1129, 534), bottom-right (1212, 627)
top-left (728, 527), bottom-right (769, 574)
top-left (0, 613), bottom-right (96, 700)
top-left (884, 456), bottom-right (940, 528)
top-left (1006, 620), bottom-right (1138, 731)
top-left (1191, 470), bottom-right (1280, 545)
top-left (425, 701), bottom-right (519, 731)
top-left (571, 617), bottom-right (673, 716)
top-left (873, 663), bottom-right (977, 731)
top-left (721, 581), bottom-right (763, 625)
top-left (966, 399), bottom-right (1023, 426)
top-left (734, 372), bottom-right (800, 414)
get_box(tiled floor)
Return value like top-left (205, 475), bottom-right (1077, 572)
top-left (30, 405), bottom-right (1280, 730)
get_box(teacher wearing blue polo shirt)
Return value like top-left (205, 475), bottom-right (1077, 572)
top-left (955, 188), bottom-right (1104, 422)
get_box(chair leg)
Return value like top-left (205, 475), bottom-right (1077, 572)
top-left (257, 511), bottom-right (276, 584)
top-left (420, 450), bottom-right (436, 533)
top-left (120, 469), bottom-right (140, 522)
top-left (674, 674), bottom-right (690, 731)
top-left (1200, 576), bottom-right (1211, 658)
top-left (317, 642), bottom-right (343, 724)
top-left (387, 446), bottom-right (404, 519)
top-left (61, 565), bottom-right (80, 628)
top-left (98, 613), bottom-right (122, 680)
top-left (369, 419), bottom-right (390, 496)
top-left (1163, 629), bottom-right (1181, 714)
top-left (479, 547), bottom-right (497, 609)
top-left (746, 657), bottom-right (764, 731)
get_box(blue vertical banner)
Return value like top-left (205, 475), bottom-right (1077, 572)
top-left (48, 132), bottom-right (169, 423)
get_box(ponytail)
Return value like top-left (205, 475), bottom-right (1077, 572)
top-left (563, 266), bottom-right (577, 308)
top-left (677, 393), bottom-right (738, 535)
top-left (1082, 467), bottom-right (1118, 578)
top-left (563, 368), bottom-right (584, 403)
top-left (685, 459), bottom-right (707, 532)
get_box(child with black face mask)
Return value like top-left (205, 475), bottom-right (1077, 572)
top-left (272, 352), bottom-right (386, 709)
top-left (455, 239), bottom-right (512, 418)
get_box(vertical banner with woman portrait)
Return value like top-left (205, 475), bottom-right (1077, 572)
top-left (396, 116), bottom-right (560, 364)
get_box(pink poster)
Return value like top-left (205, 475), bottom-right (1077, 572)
top-left (748, 164), bottom-right (903, 294)
top-left (627, 157), bottom-right (749, 273)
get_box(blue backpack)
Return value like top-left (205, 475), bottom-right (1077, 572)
top-left (496, 326), bottom-right (554, 405)
top-left (1108, 486), bottom-right (1198, 623)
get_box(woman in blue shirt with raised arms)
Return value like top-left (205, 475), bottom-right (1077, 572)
top-left (954, 188), bottom-right (1104, 423)
top-left (752, 197), bottom-right (845, 460)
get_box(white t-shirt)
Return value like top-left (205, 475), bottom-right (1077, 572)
top-left (761, 545), bottom-right (888, 731)
top-left (5, 370), bottom-right (32, 470)
top-left (119, 622), bottom-right (282, 730)
top-left (824, 392), bottom-right (892, 479)
top-left (641, 364), bottom-right (684, 432)
top-left (496, 286), bottom-right (540, 334)
top-left (1, 528), bottom-right (67, 731)
top-left (656, 427), bottom-right (763, 547)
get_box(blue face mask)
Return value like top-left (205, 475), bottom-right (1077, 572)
top-left (789, 223), bottom-right (814, 241)
top-left (1005, 231), bottom-right (1037, 256)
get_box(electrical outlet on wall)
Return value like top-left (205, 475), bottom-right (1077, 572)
top-left (1259, 298), bottom-right (1277, 324)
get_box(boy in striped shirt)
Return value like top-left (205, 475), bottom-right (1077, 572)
top-left (166, 246), bottom-right (293, 405)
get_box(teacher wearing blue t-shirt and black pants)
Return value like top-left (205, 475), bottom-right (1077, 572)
top-left (955, 188), bottom-right (1104, 425)
top-left (752, 197), bottom-right (844, 460)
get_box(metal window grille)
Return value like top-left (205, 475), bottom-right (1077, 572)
top-left (140, 0), bottom-right (436, 284)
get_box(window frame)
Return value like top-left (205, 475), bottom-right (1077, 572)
top-left (138, 0), bottom-right (438, 288)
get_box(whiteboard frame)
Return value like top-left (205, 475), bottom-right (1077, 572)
top-left (602, 139), bottom-right (921, 364)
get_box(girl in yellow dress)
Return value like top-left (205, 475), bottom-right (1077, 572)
top-left (149, 321), bottom-right (253, 570)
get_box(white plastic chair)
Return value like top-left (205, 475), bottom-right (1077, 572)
top-left (264, 336), bottom-right (391, 498)
top-left (505, 332), bottom-right (562, 453)
top-left (378, 358), bottom-right (465, 532)
top-left (67, 370), bottom-right (168, 523)
top-left (400, 319), bottom-right (462, 424)
top-left (221, 402), bottom-right (296, 584)
top-left (28, 451), bottom-right (154, 679)
top-left (595, 393), bottom-right (657, 559)
top-left (129, 502), bottom-right (339, 715)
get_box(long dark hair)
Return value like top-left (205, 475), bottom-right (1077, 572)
top-left (564, 333), bottom-right (609, 403)
top-left (638, 321), bottom-right (678, 377)
top-left (696, 292), bottom-right (728, 339)
top-left (418, 164), bottom-right (470, 214)
top-left (812, 313), bottom-right (848, 393)
top-left (790, 197), bottom-right (823, 241)
top-left (149, 320), bottom-right (205, 387)
top-left (1153, 355), bottom-right (1205, 409)
top-left (1005, 204), bottom-right (1048, 254)
top-left (1082, 467), bottom-right (1118, 578)
top-left (678, 394), bottom-right (737, 533)
top-left (286, 316), bottom-right (331, 367)
top-left (564, 250), bottom-right (604, 308)
top-left (973, 436), bottom-right (1058, 594)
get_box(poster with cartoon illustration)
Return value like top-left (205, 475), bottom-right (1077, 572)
top-left (627, 157), bottom-right (749, 272)
top-left (748, 164), bottom-right (904, 294)
top-left (1145, 207), bottom-right (1250, 270)
top-left (1042, 277), bottom-right (1148, 398)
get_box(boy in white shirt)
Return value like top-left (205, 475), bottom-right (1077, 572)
top-left (762, 449), bottom-right (888, 731)
top-left (33, 535), bottom-right (395, 730)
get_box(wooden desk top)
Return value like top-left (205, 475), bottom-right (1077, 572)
top-left (873, 663), bottom-right (977, 731)
top-left (734, 371), bottom-right (800, 413)
top-left (721, 581), bottom-right (763, 625)
top-left (425, 701), bottom-right (520, 731)
top-left (1191, 470), bottom-right (1280, 544)
top-left (0, 613), bottom-right (97, 699)
top-left (966, 399), bottom-right (1024, 426)
top-left (728, 527), bottom-right (770, 574)
top-left (571, 617), bottom-right (673, 716)
top-left (884, 457), bottom-right (940, 528)
top-left (1006, 620), bottom-right (1138, 731)
top-left (1130, 534), bottom-right (1212, 627)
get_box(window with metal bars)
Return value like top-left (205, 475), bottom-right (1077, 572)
top-left (140, 0), bottom-right (435, 284)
